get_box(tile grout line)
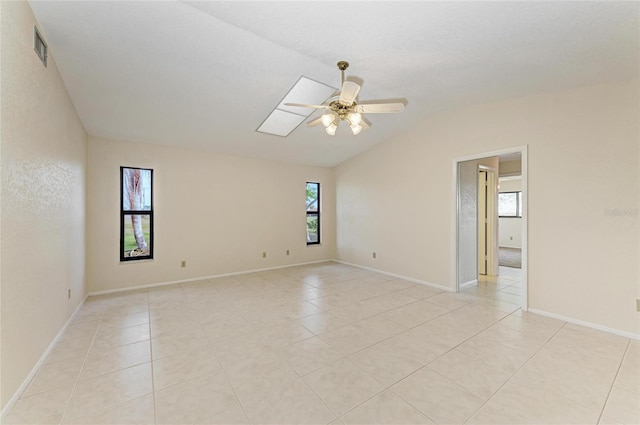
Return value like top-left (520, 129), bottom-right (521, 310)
top-left (298, 374), bottom-right (343, 423)
top-left (186, 281), bottom-right (252, 425)
top-left (235, 267), bottom-right (517, 423)
top-left (459, 320), bottom-right (569, 424)
top-left (222, 277), bottom-right (443, 423)
top-left (146, 289), bottom-right (157, 425)
top-left (324, 293), bottom-right (496, 362)
top-left (59, 295), bottom-right (154, 424)
top-left (329, 303), bottom-right (523, 424)
top-left (203, 340), bottom-right (252, 424)
top-left (179, 271), bottom-right (486, 418)
top-left (294, 274), bottom-right (505, 423)
top-left (57, 315), bottom-right (103, 424)
top-left (595, 338), bottom-right (631, 425)
top-left (340, 297), bottom-right (508, 420)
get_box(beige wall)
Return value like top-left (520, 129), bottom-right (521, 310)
top-left (0, 1), bottom-right (87, 409)
top-left (336, 80), bottom-right (639, 335)
top-left (87, 137), bottom-right (336, 293)
top-left (499, 159), bottom-right (522, 176)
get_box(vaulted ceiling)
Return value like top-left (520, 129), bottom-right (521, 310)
top-left (29, 1), bottom-right (639, 167)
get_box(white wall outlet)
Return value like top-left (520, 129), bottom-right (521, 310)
top-left (262, 251), bottom-right (267, 258)
top-left (372, 252), bottom-right (377, 259)
top-left (286, 250), bottom-right (290, 256)
top-left (181, 260), bottom-right (186, 268)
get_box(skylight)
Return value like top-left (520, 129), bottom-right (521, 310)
top-left (256, 76), bottom-right (337, 137)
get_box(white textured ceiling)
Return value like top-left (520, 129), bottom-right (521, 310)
top-left (29, 1), bottom-right (639, 167)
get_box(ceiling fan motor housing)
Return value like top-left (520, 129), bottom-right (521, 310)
top-left (326, 96), bottom-right (357, 121)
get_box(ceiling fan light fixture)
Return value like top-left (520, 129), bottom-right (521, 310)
top-left (348, 112), bottom-right (362, 126)
top-left (325, 122), bottom-right (337, 136)
top-left (321, 113), bottom-right (336, 128)
top-left (350, 124), bottom-right (362, 135)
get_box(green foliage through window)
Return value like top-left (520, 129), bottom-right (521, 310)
top-left (121, 167), bottom-right (154, 261)
top-left (306, 182), bottom-right (320, 244)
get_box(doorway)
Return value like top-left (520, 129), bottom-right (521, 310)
top-left (453, 146), bottom-right (528, 310)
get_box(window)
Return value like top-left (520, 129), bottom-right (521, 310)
top-left (499, 191), bottom-right (522, 217)
top-left (121, 167), bottom-right (153, 261)
top-left (306, 182), bottom-right (320, 245)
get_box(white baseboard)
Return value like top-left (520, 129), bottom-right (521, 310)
top-left (89, 258), bottom-right (452, 298)
top-left (0, 294), bottom-right (88, 418)
top-left (332, 260), bottom-right (452, 292)
top-left (460, 279), bottom-right (478, 289)
top-left (88, 259), bottom-right (333, 296)
top-left (528, 308), bottom-right (640, 340)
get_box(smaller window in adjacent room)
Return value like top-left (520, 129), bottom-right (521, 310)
top-left (306, 182), bottom-right (320, 245)
top-left (498, 191), bottom-right (522, 217)
top-left (121, 167), bottom-right (153, 261)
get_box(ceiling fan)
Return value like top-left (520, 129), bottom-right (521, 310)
top-left (285, 61), bottom-right (406, 136)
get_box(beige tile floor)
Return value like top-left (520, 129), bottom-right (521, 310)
top-left (3, 262), bottom-right (639, 424)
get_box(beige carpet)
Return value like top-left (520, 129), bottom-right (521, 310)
top-left (499, 247), bottom-right (522, 268)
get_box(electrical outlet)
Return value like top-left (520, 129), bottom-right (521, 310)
top-left (262, 251), bottom-right (267, 258)
top-left (286, 250), bottom-right (290, 256)
top-left (372, 252), bottom-right (377, 259)
top-left (181, 260), bottom-right (186, 268)
top-left (67, 289), bottom-right (71, 300)
top-left (510, 236), bottom-right (513, 240)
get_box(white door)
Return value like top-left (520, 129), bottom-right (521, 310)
top-left (478, 168), bottom-right (497, 276)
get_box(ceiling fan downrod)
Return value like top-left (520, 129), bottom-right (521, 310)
top-left (337, 61), bottom-right (349, 85)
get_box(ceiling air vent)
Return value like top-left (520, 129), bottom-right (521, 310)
top-left (34, 26), bottom-right (47, 67)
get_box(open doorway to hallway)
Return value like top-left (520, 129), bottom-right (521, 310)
top-left (454, 147), bottom-right (528, 309)
top-left (497, 155), bottom-right (523, 271)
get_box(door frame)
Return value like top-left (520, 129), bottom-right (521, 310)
top-left (453, 145), bottom-right (528, 310)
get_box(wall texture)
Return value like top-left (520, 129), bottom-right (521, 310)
top-left (87, 137), bottom-right (336, 293)
top-left (336, 80), bottom-right (639, 335)
top-left (0, 1), bottom-right (87, 409)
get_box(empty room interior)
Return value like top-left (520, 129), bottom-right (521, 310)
top-left (1, 1), bottom-right (639, 424)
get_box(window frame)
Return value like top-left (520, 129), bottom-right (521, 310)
top-left (498, 191), bottom-right (522, 218)
top-left (306, 182), bottom-right (320, 245)
top-left (120, 166), bottom-right (154, 262)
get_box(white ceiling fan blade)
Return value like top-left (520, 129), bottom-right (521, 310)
top-left (361, 116), bottom-right (372, 129)
top-left (338, 81), bottom-right (361, 106)
top-left (307, 117), bottom-right (323, 127)
top-left (284, 103), bottom-right (331, 110)
top-left (355, 102), bottom-right (405, 114)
